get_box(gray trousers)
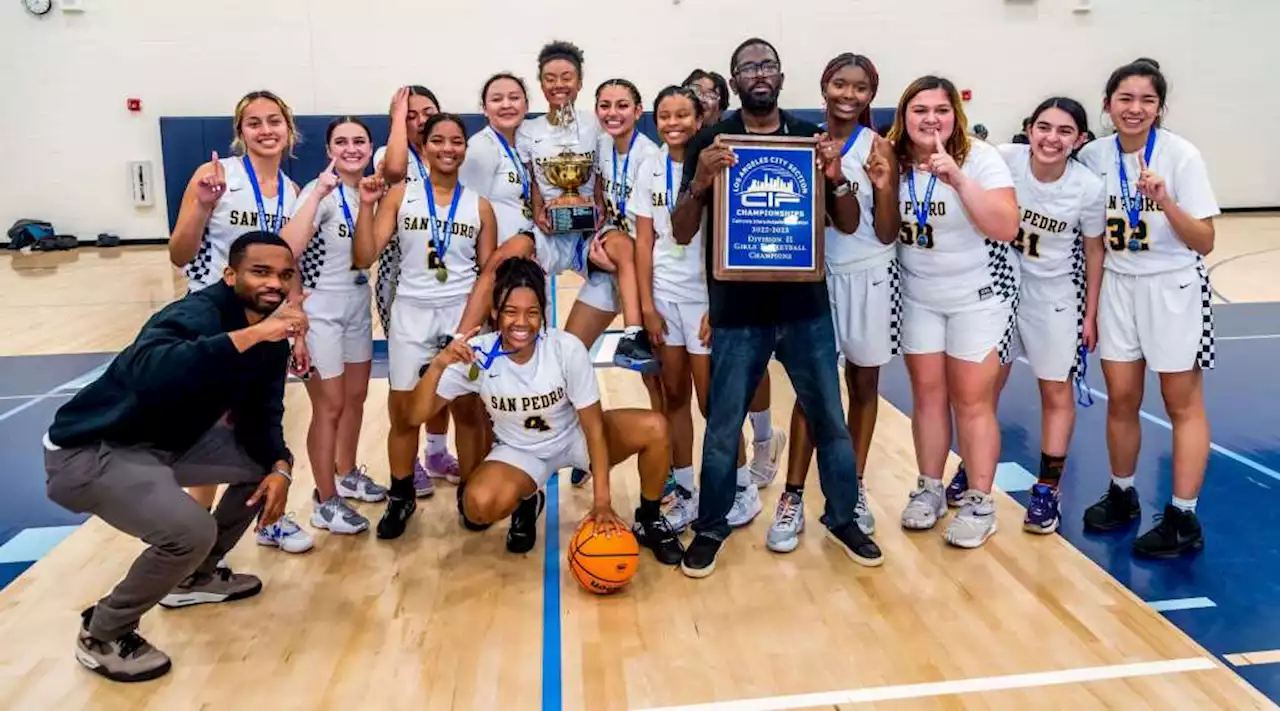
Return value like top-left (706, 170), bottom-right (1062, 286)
top-left (44, 423), bottom-right (266, 641)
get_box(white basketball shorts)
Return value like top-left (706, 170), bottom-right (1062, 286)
top-left (1011, 273), bottom-right (1084, 382)
top-left (1098, 263), bottom-right (1214, 373)
top-left (901, 295), bottom-right (1017, 365)
top-left (304, 288), bottom-right (374, 380)
top-left (387, 297), bottom-right (467, 391)
top-left (828, 259), bottom-right (902, 368)
top-left (654, 298), bottom-right (710, 355)
top-left (487, 429), bottom-right (590, 490)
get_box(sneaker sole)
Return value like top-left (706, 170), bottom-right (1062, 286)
top-left (414, 488), bottom-right (436, 499)
top-left (75, 647), bottom-right (172, 683)
top-left (1082, 513), bottom-right (1140, 532)
top-left (728, 500), bottom-right (763, 528)
top-left (766, 530), bottom-right (803, 554)
top-left (310, 516), bottom-right (370, 535)
top-left (255, 536), bottom-right (314, 554)
top-left (612, 355), bottom-right (660, 375)
top-left (158, 580), bottom-right (263, 609)
top-left (1023, 518), bottom-right (1060, 535)
top-left (1133, 537), bottom-right (1205, 559)
top-left (822, 526), bottom-right (884, 567)
top-left (944, 521), bottom-right (999, 549)
top-left (336, 487), bottom-right (387, 503)
top-left (901, 509), bottom-right (946, 531)
top-left (679, 559), bottom-right (716, 578)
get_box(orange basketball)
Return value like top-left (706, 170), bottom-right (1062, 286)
top-left (567, 520), bottom-right (640, 594)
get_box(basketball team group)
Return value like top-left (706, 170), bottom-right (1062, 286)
top-left (41, 36), bottom-right (1220, 682)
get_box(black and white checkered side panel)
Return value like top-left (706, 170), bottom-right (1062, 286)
top-left (1197, 260), bottom-right (1215, 370)
top-left (1070, 237), bottom-right (1086, 377)
top-left (888, 257), bottom-right (903, 356)
top-left (375, 236), bottom-right (402, 334)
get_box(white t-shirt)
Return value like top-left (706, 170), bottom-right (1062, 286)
top-left (595, 130), bottom-right (660, 236)
top-left (395, 181), bottom-right (482, 305)
top-left (458, 125), bottom-right (534, 244)
top-left (633, 145), bottom-right (707, 304)
top-left (295, 179), bottom-right (367, 291)
top-left (437, 330), bottom-right (600, 460)
top-left (516, 112), bottom-right (600, 204)
top-left (897, 140), bottom-right (1018, 309)
top-left (997, 144), bottom-right (1107, 281)
top-left (185, 156), bottom-right (298, 291)
top-left (825, 126), bottom-right (894, 272)
top-left (1077, 129), bottom-right (1220, 276)
top-left (374, 144), bottom-right (429, 188)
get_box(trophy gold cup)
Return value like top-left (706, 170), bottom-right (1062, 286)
top-left (543, 104), bottom-right (598, 236)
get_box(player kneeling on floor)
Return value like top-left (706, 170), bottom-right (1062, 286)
top-left (408, 257), bottom-right (684, 562)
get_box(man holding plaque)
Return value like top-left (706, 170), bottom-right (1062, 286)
top-left (671, 38), bottom-right (883, 578)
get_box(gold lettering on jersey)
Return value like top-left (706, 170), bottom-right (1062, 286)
top-left (1107, 195), bottom-right (1162, 213)
top-left (228, 210), bottom-right (291, 231)
top-left (401, 216), bottom-right (480, 239)
top-left (1020, 209), bottom-right (1068, 234)
top-left (901, 200), bottom-right (946, 217)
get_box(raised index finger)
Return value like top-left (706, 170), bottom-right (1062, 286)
top-left (325, 157), bottom-right (337, 175)
top-left (933, 131), bottom-right (947, 155)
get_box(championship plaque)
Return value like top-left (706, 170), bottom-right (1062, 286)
top-left (712, 135), bottom-right (825, 282)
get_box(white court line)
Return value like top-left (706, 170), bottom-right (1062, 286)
top-left (1018, 357), bottom-right (1280, 484)
top-left (1217, 334), bottom-right (1280, 341)
top-left (0, 393), bottom-right (75, 402)
top-left (632, 658), bottom-right (1217, 711)
top-left (0, 363), bottom-right (107, 424)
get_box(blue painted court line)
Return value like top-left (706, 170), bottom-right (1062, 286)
top-left (0, 362), bottom-right (107, 424)
top-left (994, 462), bottom-right (1037, 493)
top-left (1147, 597), bottom-right (1217, 613)
top-left (541, 472), bottom-right (563, 711)
top-left (0, 525), bottom-right (80, 564)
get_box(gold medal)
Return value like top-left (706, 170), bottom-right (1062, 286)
top-left (467, 362), bottom-right (480, 381)
top-left (436, 267), bottom-right (448, 283)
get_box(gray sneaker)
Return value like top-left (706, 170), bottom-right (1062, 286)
top-left (336, 465), bottom-right (388, 502)
top-left (766, 491), bottom-right (805, 553)
top-left (158, 566), bottom-right (263, 609)
top-left (944, 490), bottom-right (998, 548)
top-left (901, 478), bottom-right (946, 530)
top-left (75, 607), bottom-right (171, 683)
top-left (854, 478), bottom-right (875, 535)
top-left (311, 493), bottom-right (370, 535)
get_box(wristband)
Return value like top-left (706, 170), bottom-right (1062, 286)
top-left (273, 469), bottom-right (293, 484)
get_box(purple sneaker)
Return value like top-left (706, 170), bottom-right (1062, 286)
top-left (425, 450), bottom-right (461, 484)
top-left (1023, 483), bottom-right (1061, 534)
top-left (411, 460), bottom-right (435, 498)
top-left (945, 465), bottom-right (969, 508)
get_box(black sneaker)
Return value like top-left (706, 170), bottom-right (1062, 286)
top-left (1133, 505), bottom-right (1204, 559)
top-left (679, 533), bottom-right (723, 579)
top-left (456, 483), bottom-right (492, 532)
top-left (1082, 483), bottom-right (1141, 532)
top-left (821, 514), bottom-right (884, 567)
top-left (376, 495), bottom-right (417, 540)
top-left (506, 490), bottom-right (546, 554)
top-left (612, 331), bottom-right (659, 375)
top-left (632, 515), bottom-right (685, 565)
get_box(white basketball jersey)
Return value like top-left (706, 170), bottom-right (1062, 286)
top-left (459, 126), bottom-right (534, 242)
top-left (185, 157), bottom-right (298, 291)
top-left (295, 179), bottom-right (368, 291)
top-left (632, 145), bottom-right (707, 304)
top-left (998, 144), bottom-right (1107, 281)
top-left (897, 141), bottom-right (1018, 309)
top-left (395, 181), bottom-right (481, 305)
top-left (436, 330), bottom-right (600, 460)
top-left (1077, 129), bottom-right (1220, 276)
top-left (825, 127), bottom-right (894, 272)
top-left (374, 144), bottom-right (429, 188)
top-left (516, 112), bottom-right (600, 204)
top-left (595, 130), bottom-right (660, 236)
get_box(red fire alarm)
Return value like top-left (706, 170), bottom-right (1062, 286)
top-left (961, 89), bottom-right (972, 102)
top-left (126, 98), bottom-right (142, 112)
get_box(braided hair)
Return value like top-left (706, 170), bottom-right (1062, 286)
top-left (493, 257), bottom-right (548, 329)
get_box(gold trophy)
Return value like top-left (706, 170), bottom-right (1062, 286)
top-left (542, 104), bottom-right (598, 235)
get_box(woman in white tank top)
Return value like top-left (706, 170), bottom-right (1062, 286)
top-left (354, 114), bottom-right (498, 540)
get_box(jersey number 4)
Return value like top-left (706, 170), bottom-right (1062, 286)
top-left (1106, 218), bottom-right (1150, 252)
top-left (1011, 228), bottom-right (1042, 258)
top-left (524, 416), bottom-right (551, 432)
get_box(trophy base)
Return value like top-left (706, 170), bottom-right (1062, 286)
top-left (548, 204), bottom-right (597, 236)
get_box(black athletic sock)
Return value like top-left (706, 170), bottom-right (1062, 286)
top-left (390, 474), bottom-right (415, 499)
top-left (637, 496), bottom-right (661, 523)
top-left (1039, 453), bottom-right (1066, 487)
top-left (785, 483), bottom-right (804, 498)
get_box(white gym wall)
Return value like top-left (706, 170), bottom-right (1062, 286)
top-left (2, 0), bottom-right (1276, 243)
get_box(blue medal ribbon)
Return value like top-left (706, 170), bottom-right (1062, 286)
top-left (409, 145), bottom-right (429, 184)
top-left (425, 180), bottom-right (462, 278)
top-left (242, 156), bottom-right (285, 232)
top-left (906, 168), bottom-right (937, 248)
top-left (337, 183), bottom-right (367, 285)
top-left (493, 129), bottom-right (529, 203)
top-left (1074, 344), bottom-right (1095, 407)
top-left (1116, 130), bottom-right (1156, 251)
top-left (468, 333), bottom-right (539, 379)
top-left (612, 130), bottom-right (639, 228)
top-left (840, 124), bottom-right (865, 158)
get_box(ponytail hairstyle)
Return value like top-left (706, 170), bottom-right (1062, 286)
top-left (231, 90), bottom-right (299, 157)
top-left (819, 53), bottom-right (880, 128)
top-left (480, 72), bottom-right (529, 105)
top-left (596, 78), bottom-right (642, 104)
top-left (1027, 97), bottom-right (1090, 158)
top-left (423, 113), bottom-right (469, 141)
top-left (325, 115), bottom-right (372, 145)
top-left (886, 75), bottom-right (971, 169)
top-left (492, 256), bottom-right (548, 329)
top-left (1104, 57), bottom-right (1167, 128)
top-left (654, 85), bottom-right (704, 119)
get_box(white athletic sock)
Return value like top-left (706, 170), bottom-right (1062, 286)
top-left (749, 410), bottom-right (772, 443)
top-left (736, 465), bottom-right (751, 489)
top-left (426, 434), bottom-right (448, 455)
top-left (673, 466), bottom-right (696, 492)
top-left (1171, 496), bottom-right (1197, 513)
top-left (624, 325), bottom-right (642, 336)
top-left (1111, 475), bottom-right (1135, 490)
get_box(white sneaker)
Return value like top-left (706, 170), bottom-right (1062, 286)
top-left (766, 491), bottom-right (805, 553)
top-left (336, 466), bottom-right (388, 503)
top-left (255, 513), bottom-right (314, 553)
top-left (663, 486), bottom-right (699, 533)
top-left (944, 490), bottom-right (998, 549)
top-left (854, 478), bottom-right (876, 535)
top-left (727, 484), bottom-right (763, 528)
top-left (310, 494), bottom-right (369, 535)
top-left (901, 478), bottom-right (946, 531)
top-left (749, 431), bottom-right (786, 488)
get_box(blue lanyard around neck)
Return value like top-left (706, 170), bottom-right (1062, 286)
top-left (1116, 130), bottom-right (1157, 229)
top-left (493, 128), bottom-right (529, 202)
top-left (409, 145), bottom-right (429, 184)
top-left (336, 182), bottom-right (356, 235)
top-left (425, 180), bottom-right (462, 266)
top-left (242, 156), bottom-right (285, 231)
top-left (613, 130), bottom-right (639, 223)
top-left (471, 332), bottom-right (539, 371)
top-left (906, 170), bottom-right (937, 229)
top-left (841, 124), bottom-right (865, 158)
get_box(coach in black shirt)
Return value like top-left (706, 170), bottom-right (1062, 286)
top-left (44, 232), bottom-right (302, 682)
top-left (671, 38), bottom-right (883, 577)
